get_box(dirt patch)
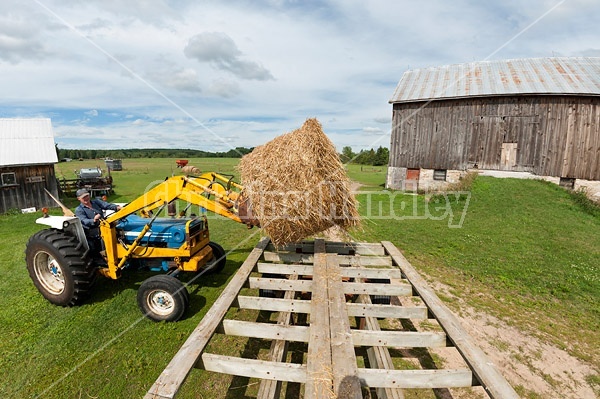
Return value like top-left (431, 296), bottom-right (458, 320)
top-left (350, 181), bottom-right (363, 192)
top-left (427, 280), bottom-right (598, 399)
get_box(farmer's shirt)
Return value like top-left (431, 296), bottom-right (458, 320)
top-left (75, 199), bottom-right (119, 233)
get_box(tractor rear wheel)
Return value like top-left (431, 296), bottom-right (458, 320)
top-left (137, 275), bottom-right (189, 322)
top-left (25, 229), bottom-right (96, 307)
top-left (204, 241), bottom-right (226, 274)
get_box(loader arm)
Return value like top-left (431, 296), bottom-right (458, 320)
top-left (104, 173), bottom-right (248, 224)
top-left (98, 172), bottom-right (257, 279)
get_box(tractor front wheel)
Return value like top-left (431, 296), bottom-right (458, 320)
top-left (25, 229), bottom-right (96, 307)
top-left (137, 275), bottom-right (189, 322)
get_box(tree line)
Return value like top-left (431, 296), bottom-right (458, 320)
top-left (57, 147), bottom-right (254, 160)
top-left (56, 145), bottom-right (389, 165)
top-left (340, 146), bottom-right (389, 166)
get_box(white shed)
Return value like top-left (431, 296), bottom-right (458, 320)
top-left (0, 118), bottom-right (60, 213)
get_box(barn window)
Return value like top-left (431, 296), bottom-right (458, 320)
top-left (1, 172), bottom-right (17, 186)
top-left (433, 169), bottom-right (447, 181)
top-left (559, 177), bottom-right (575, 190)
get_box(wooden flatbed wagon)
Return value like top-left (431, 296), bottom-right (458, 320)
top-left (145, 239), bottom-right (518, 399)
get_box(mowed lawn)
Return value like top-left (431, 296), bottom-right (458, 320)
top-left (0, 158), bottom-right (598, 398)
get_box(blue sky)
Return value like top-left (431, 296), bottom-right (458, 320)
top-left (0, 0), bottom-right (598, 153)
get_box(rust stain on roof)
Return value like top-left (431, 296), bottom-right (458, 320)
top-left (390, 57), bottom-right (600, 103)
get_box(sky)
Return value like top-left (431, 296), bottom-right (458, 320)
top-left (0, 0), bottom-right (599, 154)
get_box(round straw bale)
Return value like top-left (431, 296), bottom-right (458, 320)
top-left (181, 165), bottom-right (201, 175)
top-left (238, 118), bottom-right (359, 246)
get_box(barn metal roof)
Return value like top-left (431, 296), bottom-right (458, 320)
top-left (390, 57), bottom-right (600, 103)
top-left (0, 118), bottom-right (58, 167)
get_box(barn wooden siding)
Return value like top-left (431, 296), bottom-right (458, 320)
top-left (389, 95), bottom-right (600, 180)
top-left (0, 164), bottom-right (59, 214)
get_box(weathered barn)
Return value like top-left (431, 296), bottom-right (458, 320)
top-left (386, 57), bottom-right (600, 191)
top-left (0, 118), bottom-right (60, 214)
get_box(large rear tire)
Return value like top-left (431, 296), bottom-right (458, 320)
top-left (204, 241), bottom-right (226, 274)
top-left (137, 275), bottom-right (189, 322)
top-left (25, 229), bottom-right (96, 307)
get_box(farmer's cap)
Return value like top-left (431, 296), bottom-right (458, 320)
top-left (76, 189), bottom-right (90, 198)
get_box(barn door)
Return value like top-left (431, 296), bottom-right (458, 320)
top-left (501, 116), bottom-right (537, 171)
top-left (405, 168), bottom-right (420, 191)
top-left (470, 116), bottom-right (504, 169)
top-left (501, 143), bottom-right (518, 169)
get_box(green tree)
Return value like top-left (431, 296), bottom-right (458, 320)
top-left (373, 146), bottom-right (389, 166)
top-left (355, 149), bottom-right (375, 165)
top-left (340, 146), bottom-right (355, 163)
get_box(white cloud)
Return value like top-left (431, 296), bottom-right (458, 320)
top-left (577, 48), bottom-right (600, 57)
top-left (362, 127), bottom-right (387, 135)
top-left (0, 13), bottom-right (47, 63)
top-left (207, 78), bottom-right (242, 98)
top-left (184, 32), bottom-right (274, 81)
top-left (76, 18), bottom-right (113, 32)
top-left (147, 66), bottom-right (202, 93)
top-left (67, 0), bottom-right (183, 27)
top-left (373, 117), bottom-right (391, 124)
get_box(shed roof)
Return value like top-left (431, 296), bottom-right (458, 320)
top-left (0, 118), bottom-right (58, 167)
top-left (390, 57), bottom-right (600, 104)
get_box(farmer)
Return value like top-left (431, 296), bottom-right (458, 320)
top-left (75, 188), bottom-right (122, 262)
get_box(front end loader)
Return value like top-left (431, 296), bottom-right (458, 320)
top-left (25, 170), bottom-right (259, 322)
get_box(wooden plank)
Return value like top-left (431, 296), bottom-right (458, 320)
top-left (256, 263), bottom-right (405, 280)
top-left (382, 241), bottom-right (519, 399)
top-left (236, 296), bottom-right (312, 314)
top-left (221, 319), bottom-right (309, 342)
top-left (562, 102), bottom-right (577, 176)
top-left (201, 354), bottom-right (306, 383)
top-left (352, 330), bottom-right (447, 348)
top-left (266, 241), bottom-right (386, 255)
top-left (263, 251), bottom-right (314, 264)
top-left (248, 277), bottom-right (313, 292)
top-left (144, 237), bottom-right (270, 399)
top-left (346, 303), bottom-right (428, 319)
top-left (342, 281), bottom-right (412, 296)
top-left (585, 100), bottom-right (598, 180)
top-left (264, 251), bottom-right (392, 267)
top-left (257, 274), bottom-right (298, 399)
top-left (257, 262), bottom-right (314, 275)
top-left (327, 254), bottom-right (361, 398)
top-left (305, 239), bottom-right (333, 398)
top-left (356, 293), bottom-right (405, 399)
top-left (339, 267), bottom-right (404, 279)
top-left (593, 100), bottom-right (600, 179)
top-left (337, 255), bottom-right (393, 267)
top-left (326, 241), bottom-right (386, 255)
top-left (358, 368), bottom-right (474, 389)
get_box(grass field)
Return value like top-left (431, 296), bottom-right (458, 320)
top-left (1, 158), bottom-right (598, 398)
